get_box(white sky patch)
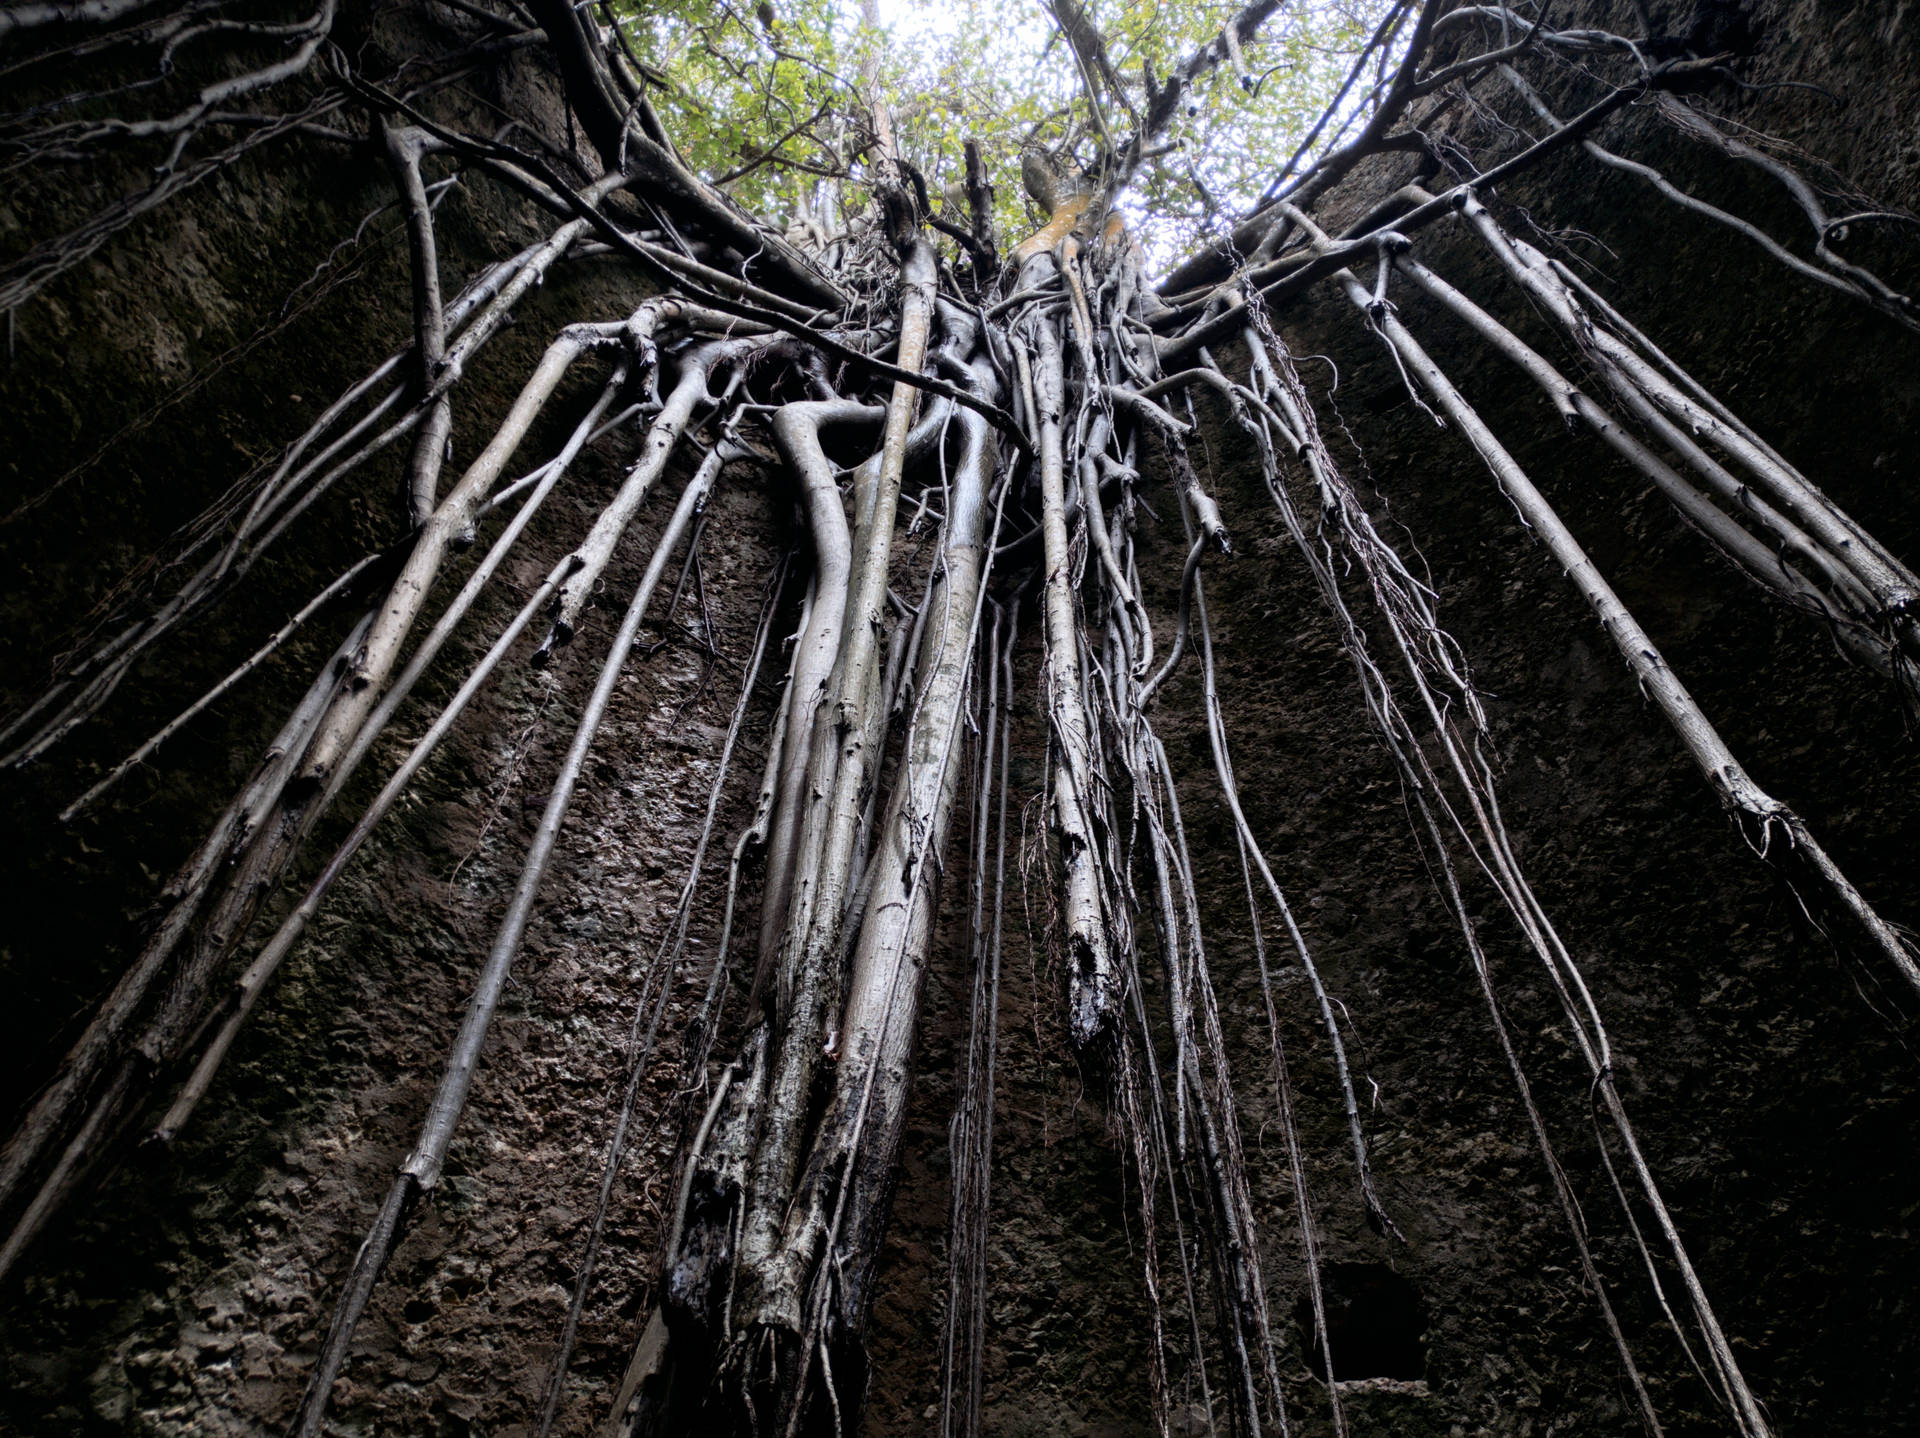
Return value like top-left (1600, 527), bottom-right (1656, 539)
top-left (870, 0), bottom-right (968, 43)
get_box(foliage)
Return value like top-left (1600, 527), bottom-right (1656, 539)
top-left (614, 0), bottom-right (1390, 265)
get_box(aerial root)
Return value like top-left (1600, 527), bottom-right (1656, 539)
top-left (291, 418), bottom-right (733, 1438)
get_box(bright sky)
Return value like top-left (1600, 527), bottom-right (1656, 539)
top-left (871, 0), bottom-right (971, 40)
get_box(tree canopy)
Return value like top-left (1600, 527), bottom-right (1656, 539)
top-left (618, 0), bottom-right (1387, 261)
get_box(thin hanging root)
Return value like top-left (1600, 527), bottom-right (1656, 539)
top-left (1650, 89), bottom-right (1920, 324)
top-left (4, 604), bottom-right (375, 1156)
top-left (1412, 781), bottom-right (1666, 1436)
top-left (0, 227), bottom-right (581, 768)
top-left (1297, 353), bottom-right (1745, 1417)
top-left (290, 441), bottom-right (727, 1438)
top-left (1103, 467), bottom-right (1287, 1423)
top-left (939, 597), bottom-right (1015, 1438)
top-left (1385, 249), bottom-right (1905, 692)
top-left (1340, 264), bottom-right (1920, 1009)
top-left (0, 360), bottom-right (632, 1269)
top-left (1336, 273), bottom-right (1797, 1435)
top-left (1135, 417), bottom-right (1232, 704)
top-left (1072, 315), bottom-right (1290, 1428)
top-left (1111, 1005), bottom-right (1178, 1431)
top-left (1191, 593), bottom-right (1398, 1239)
top-left (1137, 531), bottom-right (1210, 703)
top-left (734, 577), bottom-right (809, 1004)
top-left (1029, 223), bottom-right (1319, 1429)
top-left (1227, 809), bottom-right (1345, 1434)
top-left (1132, 385), bottom-right (1396, 1242)
top-left (713, 696), bottom-right (789, 1027)
top-left (147, 531), bottom-right (591, 1143)
top-left (1063, 441), bottom-right (1192, 1427)
top-left (1014, 303), bottom-right (1116, 1050)
top-left (1497, 65), bottom-right (1919, 335)
top-left (604, 555), bottom-right (803, 1435)
top-left (1189, 580), bottom-right (1338, 1434)
top-left (60, 546), bottom-right (387, 822)
top-left (0, 608), bottom-right (373, 1284)
top-left (1142, 723), bottom-right (1288, 1431)
top-left (1231, 315), bottom-right (1671, 1424)
top-left (533, 538), bottom-right (784, 1438)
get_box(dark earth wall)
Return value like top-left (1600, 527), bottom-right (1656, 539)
top-left (2, 1), bottom-right (1918, 1434)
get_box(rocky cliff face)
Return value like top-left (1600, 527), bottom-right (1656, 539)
top-left (2, 2), bottom-right (1918, 1435)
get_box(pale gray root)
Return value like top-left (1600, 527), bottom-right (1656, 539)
top-left (1424, 233), bottom-right (1920, 988)
top-left (1345, 268), bottom-right (1797, 1437)
top-left (1387, 248), bottom-right (1909, 695)
top-left (1015, 267), bottom-right (1116, 1049)
top-left (535, 327), bottom-right (775, 662)
top-left (755, 390), bottom-right (957, 988)
top-left (290, 428), bottom-right (728, 1438)
top-left (0, 221), bottom-right (595, 769)
top-left (18, 186), bottom-right (625, 779)
top-left (142, 376), bottom-right (628, 1145)
top-left (753, 398), bottom-right (879, 987)
top-left (311, 358), bottom-right (638, 819)
top-left (0, 609), bottom-right (371, 1283)
top-left (733, 240), bottom-right (939, 1377)
top-left (33, 354), bottom-right (634, 1199)
top-left (295, 316), bottom-right (624, 790)
top-left (1456, 195), bottom-right (1920, 680)
top-left (380, 117), bottom-right (455, 529)
top-left (763, 337), bottom-right (1005, 1406)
